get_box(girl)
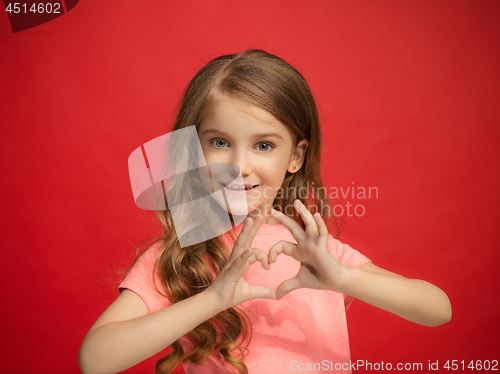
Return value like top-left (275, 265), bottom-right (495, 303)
top-left (78, 49), bottom-right (451, 374)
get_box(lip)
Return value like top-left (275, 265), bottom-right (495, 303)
top-left (221, 182), bottom-right (259, 195)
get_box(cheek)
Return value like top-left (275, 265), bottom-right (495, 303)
top-left (201, 149), bottom-right (229, 172)
top-left (259, 162), bottom-right (288, 192)
top-left (200, 145), bottom-right (213, 162)
top-left (197, 146), bottom-right (211, 190)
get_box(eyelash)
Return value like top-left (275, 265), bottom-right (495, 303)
top-left (210, 138), bottom-right (276, 152)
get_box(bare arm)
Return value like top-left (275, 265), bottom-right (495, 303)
top-left (78, 288), bottom-right (222, 374)
top-left (268, 200), bottom-right (452, 327)
top-left (79, 216), bottom-right (274, 374)
top-left (340, 262), bottom-right (452, 327)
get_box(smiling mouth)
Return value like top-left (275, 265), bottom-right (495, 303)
top-left (221, 183), bottom-right (259, 191)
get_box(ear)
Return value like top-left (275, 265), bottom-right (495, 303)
top-left (288, 139), bottom-right (309, 173)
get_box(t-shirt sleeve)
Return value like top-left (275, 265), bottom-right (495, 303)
top-left (327, 235), bottom-right (372, 310)
top-left (119, 242), bottom-right (171, 313)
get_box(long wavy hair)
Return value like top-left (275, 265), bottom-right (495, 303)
top-left (128, 49), bottom-right (339, 374)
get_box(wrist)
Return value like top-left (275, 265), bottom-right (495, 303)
top-left (203, 285), bottom-right (229, 314)
top-left (328, 264), bottom-right (356, 294)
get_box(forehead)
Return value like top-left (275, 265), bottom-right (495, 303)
top-left (200, 96), bottom-right (295, 143)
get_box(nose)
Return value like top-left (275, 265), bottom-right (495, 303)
top-left (228, 149), bottom-right (251, 178)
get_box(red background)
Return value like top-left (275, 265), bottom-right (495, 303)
top-left (1, 1), bottom-right (499, 373)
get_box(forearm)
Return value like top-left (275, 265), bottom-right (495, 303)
top-left (340, 267), bottom-right (452, 327)
top-left (79, 290), bottom-right (222, 374)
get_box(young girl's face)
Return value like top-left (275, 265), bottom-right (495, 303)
top-left (198, 95), bottom-right (307, 224)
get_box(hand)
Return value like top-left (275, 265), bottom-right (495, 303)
top-left (268, 199), bottom-right (349, 299)
top-left (207, 215), bottom-right (277, 311)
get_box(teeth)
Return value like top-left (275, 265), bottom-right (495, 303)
top-left (227, 186), bottom-right (246, 190)
top-left (223, 184), bottom-right (254, 190)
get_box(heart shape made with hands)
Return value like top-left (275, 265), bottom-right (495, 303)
top-left (243, 245), bottom-right (307, 301)
top-left (220, 199), bottom-right (343, 306)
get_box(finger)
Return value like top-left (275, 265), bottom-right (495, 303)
top-left (249, 285), bottom-right (277, 300)
top-left (244, 215), bottom-right (265, 250)
top-left (231, 215), bottom-right (264, 261)
top-left (248, 247), bottom-right (270, 270)
top-left (226, 248), bottom-right (253, 278)
top-left (229, 218), bottom-right (254, 261)
top-left (268, 240), bottom-right (297, 263)
top-left (276, 276), bottom-right (302, 300)
top-left (270, 207), bottom-right (306, 242)
top-left (314, 212), bottom-right (329, 248)
top-left (294, 199), bottom-right (318, 238)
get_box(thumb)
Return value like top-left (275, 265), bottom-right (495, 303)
top-left (276, 276), bottom-right (302, 300)
top-left (249, 285), bottom-right (277, 301)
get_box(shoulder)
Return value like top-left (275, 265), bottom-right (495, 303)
top-left (119, 240), bottom-right (170, 313)
top-left (137, 240), bottom-right (163, 262)
top-left (120, 241), bottom-right (163, 282)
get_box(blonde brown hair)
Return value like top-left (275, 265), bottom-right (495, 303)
top-left (130, 49), bottom-right (339, 373)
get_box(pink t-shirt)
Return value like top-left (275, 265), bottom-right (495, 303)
top-left (119, 223), bottom-right (371, 373)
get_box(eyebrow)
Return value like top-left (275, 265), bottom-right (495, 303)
top-left (200, 128), bottom-right (284, 140)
